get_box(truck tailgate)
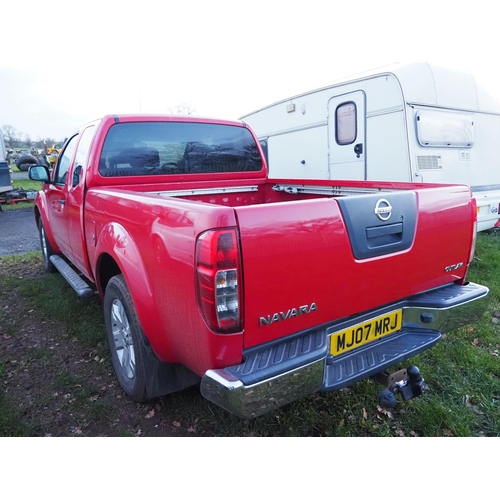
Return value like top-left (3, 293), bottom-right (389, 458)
top-left (234, 185), bottom-right (474, 349)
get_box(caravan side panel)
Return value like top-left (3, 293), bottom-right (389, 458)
top-left (361, 74), bottom-right (410, 182)
top-left (267, 126), bottom-right (329, 179)
top-left (241, 62), bottom-right (500, 231)
top-left (243, 73), bottom-right (410, 182)
top-left (405, 105), bottom-right (500, 231)
top-left (243, 94), bottom-right (330, 179)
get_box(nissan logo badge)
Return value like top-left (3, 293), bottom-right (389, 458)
top-left (374, 199), bottom-right (392, 221)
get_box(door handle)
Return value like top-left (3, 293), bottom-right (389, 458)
top-left (354, 143), bottom-right (363, 158)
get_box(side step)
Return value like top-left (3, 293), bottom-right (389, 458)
top-left (49, 255), bottom-right (94, 299)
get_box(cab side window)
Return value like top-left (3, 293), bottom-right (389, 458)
top-left (54, 134), bottom-right (79, 184)
top-left (72, 126), bottom-right (95, 187)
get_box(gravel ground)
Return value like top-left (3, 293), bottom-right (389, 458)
top-left (0, 208), bottom-right (40, 256)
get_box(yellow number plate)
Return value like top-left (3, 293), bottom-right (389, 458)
top-left (330, 310), bottom-right (403, 356)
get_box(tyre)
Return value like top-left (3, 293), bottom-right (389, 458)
top-left (38, 220), bottom-right (56, 273)
top-left (104, 274), bottom-right (151, 402)
top-left (16, 153), bottom-right (37, 171)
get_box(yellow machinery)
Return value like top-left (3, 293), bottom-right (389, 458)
top-left (46, 144), bottom-right (62, 167)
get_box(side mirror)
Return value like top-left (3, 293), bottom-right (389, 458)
top-left (28, 165), bottom-right (50, 183)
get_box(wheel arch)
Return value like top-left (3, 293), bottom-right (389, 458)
top-left (96, 252), bottom-right (122, 295)
top-left (33, 205), bottom-right (41, 228)
top-left (94, 223), bottom-right (170, 361)
top-left (104, 272), bottom-right (200, 401)
top-left (34, 198), bottom-right (61, 254)
top-left (98, 246), bottom-right (200, 398)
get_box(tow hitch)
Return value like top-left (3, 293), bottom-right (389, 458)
top-left (374, 366), bottom-right (427, 408)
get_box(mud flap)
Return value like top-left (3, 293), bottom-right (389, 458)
top-left (138, 331), bottom-right (201, 398)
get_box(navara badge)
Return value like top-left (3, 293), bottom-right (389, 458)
top-left (374, 199), bottom-right (393, 221)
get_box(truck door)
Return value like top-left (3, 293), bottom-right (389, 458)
top-left (327, 91), bottom-right (366, 180)
top-left (65, 124), bottom-right (96, 276)
top-left (44, 134), bottom-right (79, 258)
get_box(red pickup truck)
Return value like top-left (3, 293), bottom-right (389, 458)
top-left (29, 114), bottom-right (489, 418)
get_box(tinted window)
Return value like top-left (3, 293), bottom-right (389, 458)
top-left (99, 122), bottom-right (263, 177)
top-left (258, 139), bottom-right (268, 166)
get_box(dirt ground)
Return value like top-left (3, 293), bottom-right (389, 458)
top-left (0, 256), bottom-right (208, 437)
top-left (0, 211), bottom-right (258, 437)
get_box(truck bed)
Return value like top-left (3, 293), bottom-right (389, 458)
top-left (83, 178), bottom-right (475, 358)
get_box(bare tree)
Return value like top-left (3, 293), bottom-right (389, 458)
top-left (1, 125), bottom-right (20, 148)
top-left (168, 101), bottom-right (196, 115)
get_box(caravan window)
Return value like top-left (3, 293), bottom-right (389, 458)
top-left (335, 102), bottom-right (357, 145)
top-left (416, 109), bottom-right (474, 148)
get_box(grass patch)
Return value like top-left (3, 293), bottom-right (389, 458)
top-left (0, 233), bottom-right (499, 436)
top-left (2, 257), bottom-right (104, 350)
top-left (0, 392), bottom-right (39, 436)
top-left (1, 202), bottom-right (35, 211)
top-left (12, 179), bottom-right (42, 192)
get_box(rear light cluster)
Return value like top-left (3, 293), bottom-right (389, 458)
top-left (196, 229), bottom-right (242, 333)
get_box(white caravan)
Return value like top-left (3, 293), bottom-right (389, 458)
top-left (240, 62), bottom-right (500, 232)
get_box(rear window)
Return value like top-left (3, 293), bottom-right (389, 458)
top-left (99, 122), bottom-right (263, 177)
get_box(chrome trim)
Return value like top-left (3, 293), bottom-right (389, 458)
top-left (403, 289), bottom-right (490, 334)
top-left (148, 186), bottom-right (259, 197)
top-left (272, 183), bottom-right (391, 197)
top-left (201, 282), bottom-right (489, 419)
top-left (374, 198), bottom-right (393, 221)
top-left (201, 359), bottom-right (324, 419)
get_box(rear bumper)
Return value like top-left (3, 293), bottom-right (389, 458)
top-left (200, 282), bottom-right (489, 419)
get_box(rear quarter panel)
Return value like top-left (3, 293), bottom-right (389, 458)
top-left (84, 188), bottom-right (244, 374)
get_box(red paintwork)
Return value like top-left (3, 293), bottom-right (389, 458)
top-left (33, 114), bottom-right (476, 376)
top-left (237, 184), bottom-right (475, 348)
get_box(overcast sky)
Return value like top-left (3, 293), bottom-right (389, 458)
top-left (2, 0), bottom-right (499, 142)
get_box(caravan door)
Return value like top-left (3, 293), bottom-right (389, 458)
top-left (328, 91), bottom-right (366, 180)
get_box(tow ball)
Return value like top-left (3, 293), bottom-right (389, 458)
top-left (374, 366), bottom-right (427, 409)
